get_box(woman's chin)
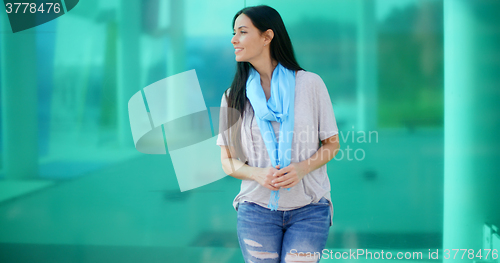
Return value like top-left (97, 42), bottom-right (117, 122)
top-left (235, 56), bottom-right (248, 62)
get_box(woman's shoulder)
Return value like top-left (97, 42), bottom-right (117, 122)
top-left (296, 70), bottom-right (325, 89)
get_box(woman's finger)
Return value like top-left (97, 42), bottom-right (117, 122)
top-left (274, 177), bottom-right (296, 188)
top-left (281, 181), bottom-right (297, 189)
top-left (267, 183), bottom-right (280, 190)
top-left (272, 172), bottom-right (294, 184)
top-left (275, 165), bottom-right (294, 177)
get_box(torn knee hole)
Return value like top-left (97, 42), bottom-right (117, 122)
top-left (243, 238), bottom-right (263, 248)
top-left (243, 238), bottom-right (279, 260)
top-left (247, 250), bottom-right (279, 259)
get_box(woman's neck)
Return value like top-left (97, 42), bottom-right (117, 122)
top-left (252, 59), bottom-right (278, 84)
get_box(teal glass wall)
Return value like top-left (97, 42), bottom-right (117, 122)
top-left (1, 0), bottom-right (499, 262)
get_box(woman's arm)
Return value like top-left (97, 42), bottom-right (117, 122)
top-left (271, 134), bottom-right (340, 188)
top-left (220, 145), bottom-right (280, 190)
top-left (220, 145), bottom-right (255, 180)
top-left (301, 134), bottom-right (340, 175)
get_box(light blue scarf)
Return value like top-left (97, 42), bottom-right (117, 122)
top-left (246, 62), bottom-right (296, 211)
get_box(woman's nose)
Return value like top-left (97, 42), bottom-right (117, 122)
top-left (231, 35), bottom-right (238, 44)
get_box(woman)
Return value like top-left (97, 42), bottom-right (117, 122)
top-left (217, 5), bottom-right (340, 263)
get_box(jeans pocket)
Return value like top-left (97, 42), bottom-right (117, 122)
top-left (314, 197), bottom-right (330, 205)
top-left (237, 201), bottom-right (258, 210)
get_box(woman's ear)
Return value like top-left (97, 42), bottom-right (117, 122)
top-left (264, 29), bottom-right (274, 45)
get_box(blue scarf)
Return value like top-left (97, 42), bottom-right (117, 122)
top-left (246, 63), bottom-right (296, 211)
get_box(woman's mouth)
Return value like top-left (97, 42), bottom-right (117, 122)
top-left (235, 48), bottom-right (243, 54)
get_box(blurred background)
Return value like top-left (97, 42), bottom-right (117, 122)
top-left (0, 0), bottom-right (499, 262)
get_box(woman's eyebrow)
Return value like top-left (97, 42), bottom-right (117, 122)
top-left (233, 26), bottom-right (248, 31)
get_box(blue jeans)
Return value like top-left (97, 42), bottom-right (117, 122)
top-left (236, 197), bottom-right (331, 263)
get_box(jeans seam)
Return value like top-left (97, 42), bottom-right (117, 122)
top-left (284, 212), bottom-right (292, 226)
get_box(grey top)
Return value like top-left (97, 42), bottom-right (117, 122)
top-left (216, 70), bottom-right (339, 226)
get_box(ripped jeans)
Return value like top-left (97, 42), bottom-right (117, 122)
top-left (236, 197), bottom-right (331, 263)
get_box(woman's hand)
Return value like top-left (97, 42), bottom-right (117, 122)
top-left (271, 162), bottom-right (308, 189)
top-left (253, 166), bottom-right (281, 191)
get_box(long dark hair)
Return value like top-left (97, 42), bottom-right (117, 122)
top-left (222, 5), bottom-right (304, 163)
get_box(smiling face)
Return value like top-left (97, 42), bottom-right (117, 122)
top-left (231, 14), bottom-right (271, 64)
